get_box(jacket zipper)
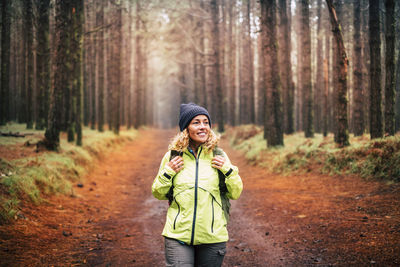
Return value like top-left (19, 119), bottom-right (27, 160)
top-left (173, 199), bottom-right (180, 230)
top-left (190, 146), bottom-right (202, 246)
top-left (211, 197), bottom-right (215, 233)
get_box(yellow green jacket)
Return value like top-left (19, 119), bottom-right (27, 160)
top-left (152, 146), bottom-right (243, 245)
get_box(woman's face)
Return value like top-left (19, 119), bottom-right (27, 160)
top-left (187, 115), bottom-right (210, 146)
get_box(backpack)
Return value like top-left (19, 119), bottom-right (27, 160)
top-left (166, 147), bottom-right (231, 223)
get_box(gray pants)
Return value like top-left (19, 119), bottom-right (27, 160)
top-left (164, 237), bottom-right (226, 267)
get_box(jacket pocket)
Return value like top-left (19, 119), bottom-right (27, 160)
top-left (173, 199), bottom-right (181, 230)
top-left (211, 197), bottom-right (215, 233)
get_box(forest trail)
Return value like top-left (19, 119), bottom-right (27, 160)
top-left (1, 129), bottom-right (400, 266)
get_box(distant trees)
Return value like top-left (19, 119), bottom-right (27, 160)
top-left (0, 0), bottom-right (399, 149)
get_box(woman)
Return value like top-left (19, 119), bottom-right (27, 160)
top-left (152, 103), bottom-right (243, 267)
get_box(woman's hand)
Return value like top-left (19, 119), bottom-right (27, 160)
top-left (212, 155), bottom-right (226, 170)
top-left (167, 156), bottom-right (184, 173)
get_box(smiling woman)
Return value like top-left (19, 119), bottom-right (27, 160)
top-left (152, 103), bottom-right (243, 267)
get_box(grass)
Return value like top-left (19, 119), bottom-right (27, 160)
top-left (0, 123), bottom-right (138, 224)
top-left (227, 125), bottom-right (400, 183)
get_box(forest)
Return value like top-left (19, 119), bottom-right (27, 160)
top-left (1, 1), bottom-right (400, 266)
top-left (0, 0), bottom-right (399, 149)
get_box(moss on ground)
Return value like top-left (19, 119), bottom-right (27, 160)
top-left (227, 125), bottom-right (400, 183)
top-left (0, 124), bottom-right (137, 224)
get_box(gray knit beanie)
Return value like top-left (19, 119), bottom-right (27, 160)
top-left (179, 103), bottom-right (211, 131)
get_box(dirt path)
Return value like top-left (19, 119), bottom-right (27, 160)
top-left (1, 129), bottom-right (400, 266)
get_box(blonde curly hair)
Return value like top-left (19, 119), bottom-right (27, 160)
top-left (168, 128), bottom-right (220, 153)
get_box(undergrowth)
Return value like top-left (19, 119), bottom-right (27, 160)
top-left (0, 124), bottom-right (137, 224)
top-left (227, 125), bottom-right (400, 183)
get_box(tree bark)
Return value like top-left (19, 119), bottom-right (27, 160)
top-left (239, 0), bottom-right (254, 125)
top-left (210, 0), bottom-right (224, 132)
top-left (112, 5), bottom-right (122, 134)
top-left (396, 40), bottom-right (400, 132)
top-left (24, 0), bottom-right (34, 129)
top-left (35, 0), bottom-right (51, 130)
top-left (44, 0), bottom-right (70, 150)
top-left (369, 0), bottom-right (383, 139)
top-left (1, 0), bottom-right (11, 125)
top-left (228, 1), bottom-right (236, 126)
top-left (134, 0), bottom-right (142, 129)
top-left (260, 0), bottom-right (284, 147)
top-left (353, 0), bottom-right (364, 136)
top-left (323, 36), bottom-right (330, 137)
top-left (71, 0), bottom-right (84, 145)
top-left (126, 1), bottom-right (133, 129)
top-left (300, 0), bottom-right (313, 138)
top-left (83, 0), bottom-right (90, 127)
top-left (90, 3), bottom-right (96, 130)
top-left (96, 1), bottom-right (105, 132)
top-left (314, 0), bottom-right (323, 133)
top-left (326, 0), bottom-right (350, 147)
top-left (278, 0), bottom-right (294, 134)
top-left (384, 0), bottom-right (395, 136)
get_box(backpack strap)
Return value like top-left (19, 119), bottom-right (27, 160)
top-left (166, 150), bottom-right (183, 205)
top-left (213, 147), bottom-right (228, 194)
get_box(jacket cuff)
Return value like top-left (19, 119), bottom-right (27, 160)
top-left (221, 164), bottom-right (233, 177)
top-left (162, 165), bottom-right (176, 180)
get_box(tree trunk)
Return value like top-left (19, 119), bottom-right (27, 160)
top-left (134, 0), bottom-right (142, 129)
top-left (384, 0), bottom-right (395, 136)
top-left (90, 3), bottom-right (96, 130)
top-left (260, 0), bottom-right (284, 147)
top-left (210, 0), bottom-right (224, 132)
top-left (314, 0), bottom-right (323, 133)
top-left (326, 0), bottom-right (350, 147)
top-left (353, 0), bottom-right (364, 136)
top-left (278, 0), bottom-right (294, 134)
top-left (300, 0), bottom-right (313, 138)
top-left (323, 36), bottom-right (330, 137)
top-left (97, 1), bottom-right (105, 132)
top-left (1, 0), bottom-right (11, 125)
top-left (35, 0), bottom-right (51, 130)
top-left (361, 0), bottom-right (370, 133)
top-left (112, 5), bottom-right (122, 134)
top-left (228, 1), bottom-right (236, 126)
top-left (369, 0), bottom-right (383, 139)
top-left (257, 30), bottom-right (265, 126)
top-left (83, 0), bottom-right (90, 127)
top-left (127, 1), bottom-right (133, 129)
top-left (44, 0), bottom-right (70, 150)
top-left (396, 40), bottom-right (400, 132)
top-left (239, 0), bottom-right (254, 125)
top-left (24, 0), bottom-right (34, 129)
top-left (67, 4), bottom-right (75, 142)
top-left (71, 0), bottom-right (84, 146)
